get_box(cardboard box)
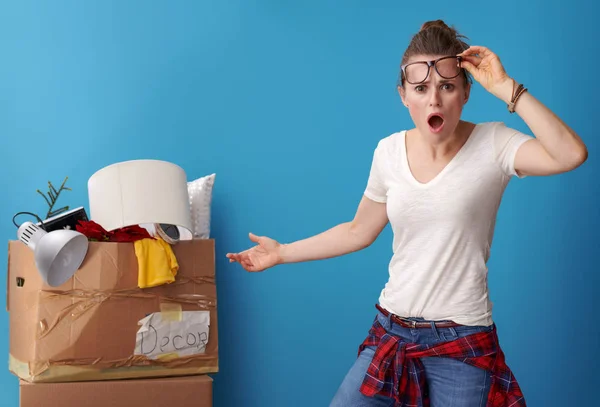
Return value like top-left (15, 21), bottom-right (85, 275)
top-left (19, 374), bottom-right (213, 407)
top-left (7, 239), bottom-right (218, 383)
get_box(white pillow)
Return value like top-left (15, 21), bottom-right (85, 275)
top-left (187, 173), bottom-right (215, 239)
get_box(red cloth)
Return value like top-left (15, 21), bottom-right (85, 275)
top-left (358, 314), bottom-right (526, 406)
top-left (76, 220), bottom-right (153, 242)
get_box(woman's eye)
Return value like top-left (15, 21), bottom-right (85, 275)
top-left (442, 84), bottom-right (454, 90)
top-left (415, 85), bottom-right (425, 92)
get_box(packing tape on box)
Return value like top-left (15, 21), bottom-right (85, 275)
top-left (28, 350), bottom-right (220, 378)
top-left (36, 276), bottom-right (216, 340)
top-left (160, 302), bottom-right (183, 322)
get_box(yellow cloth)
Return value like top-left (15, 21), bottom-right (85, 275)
top-left (134, 237), bottom-right (179, 288)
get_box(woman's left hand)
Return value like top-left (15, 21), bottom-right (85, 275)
top-left (458, 46), bottom-right (514, 103)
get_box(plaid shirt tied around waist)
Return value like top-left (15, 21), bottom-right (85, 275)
top-left (358, 316), bottom-right (526, 407)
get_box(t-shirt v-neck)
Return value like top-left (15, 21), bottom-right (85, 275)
top-left (400, 124), bottom-right (480, 188)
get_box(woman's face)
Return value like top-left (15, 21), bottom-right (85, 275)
top-left (399, 54), bottom-right (470, 137)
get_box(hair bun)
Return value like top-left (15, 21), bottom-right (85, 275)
top-left (420, 19), bottom-right (454, 34)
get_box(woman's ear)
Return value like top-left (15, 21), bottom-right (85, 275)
top-left (398, 86), bottom-right (408, 107)
top-left (464, 82), bottom-right (471, 105)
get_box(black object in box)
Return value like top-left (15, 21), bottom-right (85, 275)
top-left (37, 207), bottom-right (89, 232)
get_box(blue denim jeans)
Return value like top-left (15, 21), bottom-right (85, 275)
top-left (330, 310), bottom-right (494, 407)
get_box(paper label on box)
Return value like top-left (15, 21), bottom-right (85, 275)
top-left (134, 310), bottom-right (210, 359)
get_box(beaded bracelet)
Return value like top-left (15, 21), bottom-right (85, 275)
top-left (508, 81), bottom-right (527, 113)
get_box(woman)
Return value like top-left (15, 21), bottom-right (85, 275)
top-left (226, 20), bottom-right (587, 406)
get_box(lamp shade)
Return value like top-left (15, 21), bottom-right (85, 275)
top-left (87, 160), bottom-right (193, 237)
top-left (17, 221), bottom-right (89, 287)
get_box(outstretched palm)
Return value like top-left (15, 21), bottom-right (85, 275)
top-left (226, 233), bottom-right (282, 272)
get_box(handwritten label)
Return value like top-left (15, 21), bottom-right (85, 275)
top-left (134, 311), bottom-right (210, 359)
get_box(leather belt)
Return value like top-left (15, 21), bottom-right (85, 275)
top-left (376, 304), bottom-right (462, 329)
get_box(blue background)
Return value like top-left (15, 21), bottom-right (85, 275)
top-left (1, 1), bottom-right (598, 406)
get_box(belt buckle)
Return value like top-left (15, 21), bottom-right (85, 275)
top-left (399, 317), bottom-right (417, 328)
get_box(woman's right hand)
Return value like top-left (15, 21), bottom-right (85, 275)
top-left (226, 232), bottom-right (284, 272)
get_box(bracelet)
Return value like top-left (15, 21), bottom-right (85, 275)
top-left (508, 81), bottom-right (527, 113)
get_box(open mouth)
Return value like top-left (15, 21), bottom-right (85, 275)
top-left (427, 113), bottom-right (445, 132)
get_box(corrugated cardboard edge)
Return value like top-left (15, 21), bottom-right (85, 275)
top-left (6, 240), bottom-right (12, 312)
top-left (18, 373), bottom-right (214, 387)
top-left (211, 239), bottom-right (219, 361)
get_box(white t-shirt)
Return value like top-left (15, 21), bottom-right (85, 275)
top-left (364, 121), bottom-right (533, 326)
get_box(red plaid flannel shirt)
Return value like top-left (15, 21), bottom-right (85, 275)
top-left (358, 316), bottom-right (526, 407)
